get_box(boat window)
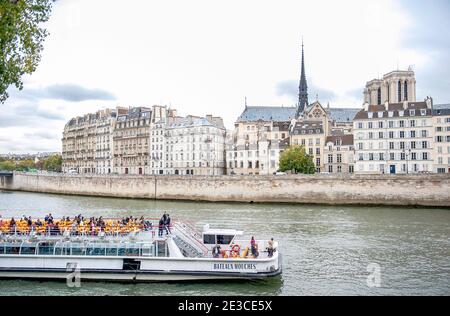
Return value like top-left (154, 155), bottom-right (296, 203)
top-left (20, 242), bottom-right (37, 255)
top-left (5, 243), bottom-right (21, 254)
top-left (125, 243), bottom-right (140, 256)
top-left (216, 235), bottom-right (234, 245)
top-left (38, 242), bottom-right (55, 255)
top-left (105, 244), bottom-right (118, 256)
top-left (70, 243), bottom-right (86, 256)
top-left (54, 242), bottom-right (70, 256)
top-left (141, 243), bottom-right (154, 257)
top-left (87, 243), bottom-right (106, 256)
top-left (0, 243), bottom-right (5, 254)
top-left (203, 234), bottom-right (215, 244)
top-left (118, 245), bottom-right (126, 256)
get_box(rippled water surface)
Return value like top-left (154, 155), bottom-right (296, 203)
top-left (0, 191), bottom-right (449, 296)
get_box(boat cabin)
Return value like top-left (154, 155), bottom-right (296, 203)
top-left (202, 224), bottom-right (243, 249)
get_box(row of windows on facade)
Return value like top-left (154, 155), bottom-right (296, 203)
top-left (163, 127), bottom-right (223, 136)
top-left (359, 164), bottom-right (431, 173)
top-left (148, 161), bottom-right (215, 168)
top-left (358, 152), bottom-right (430, 161)
top-left (153, 136), bottom-right (220, 143)
top-left (116, 119), bottom-right (150, 129)
top-left (357, 130), bottom-right (430, 140)
top-left (357, 141), bottom-right (431, 150)
top-left (356, 119), bottom-right (429, 129)
top-left (435, 117), bottom-right (450, 124)
top-left (435, 126), bottom-right (450, 132)
top-left (327, 165), bottom-right (354, 173)
top-left (292, 138), bottom-right (322, 146)
top-left (327, 154), bottom-right (346, 164)
top-left (149, 153), bottom-right (218, 161)
top-left (228, 150), bottom-right (278, 159)
top-left (229, 160), bottom-right (278, 169)
top-left (376, 80), bottom-right (410, 105)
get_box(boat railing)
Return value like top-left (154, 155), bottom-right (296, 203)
top-left (172, 221), bottom-right (208, 256)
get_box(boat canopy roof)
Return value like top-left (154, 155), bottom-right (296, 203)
top-left (202, 227), bottom-right (243, 236)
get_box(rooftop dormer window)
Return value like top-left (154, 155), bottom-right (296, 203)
top-left (399, 110), bottom-right (404, 117)
top-left (368, 112), bottom-right (373, 119)
top-left (388, 111), bottom-right (394, 118)
top-left (409, 110), bottom-right (415, 116)
top-left (420, 109), bottom-right (426, 116)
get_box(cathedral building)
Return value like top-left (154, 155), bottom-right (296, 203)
top-left (226, 41), bottom-right (359, 175)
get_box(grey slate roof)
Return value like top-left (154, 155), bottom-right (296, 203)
top-left (433, 104), bottom-right (450, 116)
top-left (236, 106), bottom-right (296, 122)
top-left (237, 105), bottom-right (360, 123)
top-left (327, 108), bottom-right (360, 123)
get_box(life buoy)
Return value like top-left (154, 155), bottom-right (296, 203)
top-left (231, 244), bottom-right (241, 258)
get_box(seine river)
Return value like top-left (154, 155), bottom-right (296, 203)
top-left (0, 190), bottom-right (449, 296)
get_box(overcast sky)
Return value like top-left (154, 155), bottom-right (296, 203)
top-left (1, 0), bottom-right (449, 153)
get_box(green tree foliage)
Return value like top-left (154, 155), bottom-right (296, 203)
top-left (42, 154), bottom-right (61, 172)
top-left (279, 145), bottom-right (316, 174)
top-left (0, 160), bottom-right (15, 170)
top-left (0, 0), bottom-right (53, 102)
top-left (16, 158), bottom-right (35, 171)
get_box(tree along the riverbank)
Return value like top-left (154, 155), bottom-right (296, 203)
top-left (0, 0), bottom-right (53, 102)
top-left (0, 154), bottom-right (62, 172)
top-left (279, 145), bottom-right (316, 174)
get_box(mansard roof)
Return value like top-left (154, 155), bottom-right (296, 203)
top-left (328, 108), bottom-right (360, 123)
top-left (291, 121), bottom-right (324, 135)
top-left (326, 134), bottom-right (354, 146)
top-left (433, 104), bottom-right (450, 116)
top-left (236, 106), bottom-right (296, 123)
top-left (354, 101), bottom-right (431, 120)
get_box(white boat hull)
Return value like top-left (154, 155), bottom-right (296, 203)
top-left (0, 253), bottom-right (281, 282)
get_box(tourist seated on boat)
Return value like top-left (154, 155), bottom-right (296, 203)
top-left (267, 238), bottom-right (274, 258)
top-left (250, 236), bottom-right (259, 258)
top-left (212, 244), bottom-right (221, 258)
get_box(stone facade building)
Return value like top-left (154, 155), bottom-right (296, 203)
top-left (226, 43), bottom-right (360, 175)
top-left (165, 115), bottom-right (226, 176)
top-left (62, 109), bottom-right (118, 174)
top-left (113, 107), bottom-right (152, 175)
top-left (226, 107), bottom-right (293, 175)
top-left (353, 100), bottom-right (434, 174)
top-left (432, 104), bottom-right (450, 173)
top-left (62, 106), bottom-right (226, 176)
top-left (324, 134), bottom-right (355, 174)
top-left (364, 69), bottom-right (416, 105)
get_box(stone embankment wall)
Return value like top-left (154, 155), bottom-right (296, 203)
top-left (1, 172), bottom-right (449, 207)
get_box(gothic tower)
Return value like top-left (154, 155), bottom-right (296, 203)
top-left (296, 40), bottom-right (309, 118)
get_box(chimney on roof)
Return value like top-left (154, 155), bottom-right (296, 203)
top-left (363, 102), bottom-right (369, 112)
top-left (425, 96), bottom-right (433, 109)
top-left (403, 100), bottom-right (409, 110)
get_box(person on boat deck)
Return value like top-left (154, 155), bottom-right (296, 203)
top-left (212, 244), bottom-right (221, 258)
top-left (165, 214), bottom-right (171, 235)
top-left (267, 238), bottom-right (274, 258)
top-left (250, 236), bottom-right (259, 258)
top-left (9, 217), bottom-right (16, 228)
top-left (158, 217), bottom-right (164, 237)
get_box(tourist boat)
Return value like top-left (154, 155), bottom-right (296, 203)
top-left (0, 218), bottom-right (281, 282)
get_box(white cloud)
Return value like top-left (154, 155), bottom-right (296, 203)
top-left (0, 0), bottom-right (439, 153)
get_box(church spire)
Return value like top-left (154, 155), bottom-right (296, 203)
top-left (296, 38), bottom-right (309, 118)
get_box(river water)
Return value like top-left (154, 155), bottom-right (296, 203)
top-left (0, 190), bottom-right (448, 296)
